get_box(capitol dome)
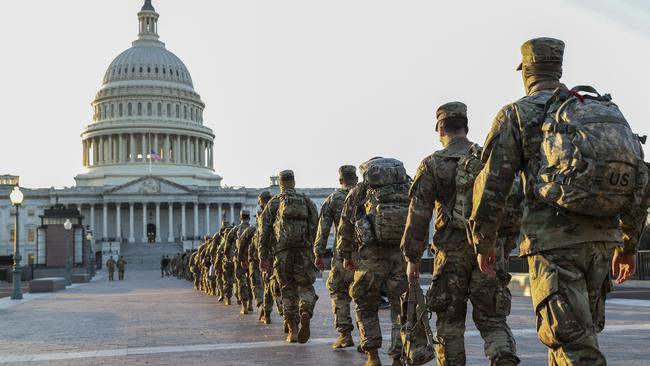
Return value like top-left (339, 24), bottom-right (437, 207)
top-left (76, 0), bottom-right (221, 188)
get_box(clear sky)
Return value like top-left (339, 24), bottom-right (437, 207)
top-left (1, 0), bottom-right (649, 189)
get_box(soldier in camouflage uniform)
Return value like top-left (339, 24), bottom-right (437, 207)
top-left (469, 37), bottom-right (648, 365)
top-left (337, 158), bottom-right (409, 366)
top-left (233, 210), bottom-right (253, 314)
top-left (259, 170), bottom-right (319, 344)
top-left (254, 191), bottom-right (281, 324)
top-left (218, 222), bottom-right (238, 306)
top-left (237, 208), bottom-right (268, 322)
top-left (314, 165), bottom-right (359, 349)
top-left (214, 219), bottom-right (232, 302)
top-left (401, 102), bottom-right (519, 366)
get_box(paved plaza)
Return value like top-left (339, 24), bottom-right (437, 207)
top-left (1, 272), bottom-right (650, 366)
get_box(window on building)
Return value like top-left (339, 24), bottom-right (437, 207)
top-left (147, 102), bottom-right (152, 116)
top-left (128, 103), bottom-right (133, 116)
top-left (27, 228), bottom-right (36, 243)
top-left (190, 108), bottom-right (194, 121)
top-left (184, 106), bottom-right (188, 119)
top-left (9, 227), bottom-right (14, 243)
top-left (175, 105), bottom-right (180, 118)
top-left (166, 104), bottom-right (171, 117)
top-left (110, 104), bottom-right (115, 118)
top-left (27, 209), bottom-right (35, 217)
top-left (132, 67), bottom-right (135, 73)
top-left (119, 103), bottom-right (123, 117)
top-left (138, 103), bottom-right (142, 116)
top-left (139, 66), bottom-right (143, 73)
top-left (155, 67), bottom-right (159, 74)
top-left (147, 66), bottom-right (151, 73)
top-left (157, 103), bottom-right (162, 116)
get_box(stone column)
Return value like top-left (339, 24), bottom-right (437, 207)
top-left (108, 135), bottom-right (113, 163)
top-left (185, 137), bottom-right (191, 164)
top-left (205, 203), bottom-right (210, 236)
top-left (82, 140), bottom-right (87, 167)
top-left (164, 134), bottom-right (170, 163)
top-left (217, 203), bottom-right (222, 229)
top-left (175, 135), bottom-right (181, 163)
top-left (90, 204), bottom-right (95, 233)
top-left (116, 204), bottom-right (121, 241)
top-left (117, 135), bottom-right (124, 163)
top-left (142, 203), bottom-right (148, 243)
top-left (129, 203), bottom-right (135, 243)
top-left (181, 203), bottom-right (186, 239)
top-left (167, 202), bottom-right (174, 242)
top-left (102, 203), bottom-right (108, 241)
top-left (141, 134), bottom-right (147, 162)
top-left (155, 202), bottom-right (161, 242)
top-left (130, 134), bottom-right (135, 162)
top-left (193, 203), bottom-right (199, 239)
top-left (230, 204), bottom-right (235, 225)
top-left (99, 137), bottom-right (104, 164)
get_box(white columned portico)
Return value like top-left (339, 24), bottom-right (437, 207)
top-left (116, 203), bottom-right (121, 240)
top-left (168, 202), bottom-right (174, 242)
top-left (102, 203), bottom-right (108, 241)
top-left (205, 203), bottom-right (210, 236)
top-left (193, 203), bottom-right (199, 238)
top-left (129, 203), bottom-right (135, 243)
top-left (217, 204), bottom-right (222, 229)
top-left (155, 203), bottom-right (161, 242)
top-left (181, 203), bottom-right (186, 239)
top-left (142, 202), bottom-right (148, 242)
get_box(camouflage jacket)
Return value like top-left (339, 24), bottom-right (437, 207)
top-left (237, 224), bottom-right (257, 264)
top-left (249, 209), bottom-right (264, 264)
top-left (336, 184), bottom-right (366, 261)
top-left (224, 223), bottom-right (249, 262)
top-left (314, 187), bottom-right (351, 258)
top-left (214, 226), bottom-right (232, 264)
top-left (470, 86), bottom-right (647, 256)
top-left (401, 136), bottom-right (476, 262)
top-left (258, 188), bottom-right (319, 261)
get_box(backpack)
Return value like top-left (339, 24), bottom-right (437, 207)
top-left (400, 282), bottom-right (436, 366)
top-left (273, 191), bottom-right (310, 246)
top-left (360, 157), bottom-right (409, 187)
top-left (534, 85), bottom-right (648, 217)
top-left (355, 158), bottom-right (410, 247)
top-left (443, 144), bottom-right (484, 230)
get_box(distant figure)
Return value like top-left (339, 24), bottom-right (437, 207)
top-left (106, 256), bottom-right (116, 281)
top-left (117, 256), bottom-right (127, 280)
top-left (161, 255), bottom-right (170, 278)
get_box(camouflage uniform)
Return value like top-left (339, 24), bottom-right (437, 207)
top-left (337, 163), bottom-right (408, 363)
top-left (220, 226), bottom-right (238, 305)
top-left (469, 38), bottom-right (648, 366)
top-left (254, 192), bottom-right (281, 321)
top-left (117, 256), bottom-right (127, 280)
top-left (401, 102), bottom-right (519, 366)
top-left (106, 257), bottom-right (116, 281)
top-left (259, 170), bottom-right (319, 343)
top-left (238, 217), bottom-right (265, 314)
top-left (314, 165), bottom-right (358, 347)
top-left (234, 211), bottom-right (253, 314)
top-left (213, 222), bottom-right (231, 301)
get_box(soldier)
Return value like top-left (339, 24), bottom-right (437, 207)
top-left (401, 102), bottom-right (519, 365)
top-left (117, 255), bottom-right (127, 281)
top-left (253, 191), bottom-right (280, 324)
top-left (337, 158), bottom-right (409, 366)
top-left (219, 222), bottom-right (238, 305)
top-left (313, 165), bottom-right (358, 349)
top-left (259, 170), bottom-right (319, 344)
top-left (160, 255), bottom-right (166, 278)
top-left (106, 256), bottom-right (116, 281)
top-left (237, 211), bottom-right (265, 319)
top-left (232, 210), bottom-right (253, 314)
top-left (469, 37), bottom-right (648, 365)
top-left (214, 219), bottom-right (232, 302)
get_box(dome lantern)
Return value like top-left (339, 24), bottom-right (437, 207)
top-left (137, 0), bottom-right (160, 44)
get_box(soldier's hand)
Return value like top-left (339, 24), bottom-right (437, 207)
top-left (314, 256), bottom-right (325, 271)
top-left (241, 260), bottom-right (249, 269)
top-left (343, 258), bottom-right (356, 272)
top-left (407, 261), bottom-right (420, 283)
top-left (477, 249), bottom-right (497, 276)
top-left (260, 260), bottom-right (271, 274)
top-left (612, 251), bottom-right (636, 284)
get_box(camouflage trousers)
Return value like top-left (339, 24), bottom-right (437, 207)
top-left (215, 267), bottom-right (224, 298)
top-left (118, 270), bottom-right (125, 280)
top-left (428, 243), bottom-right (518, 366)
top-left (326, 253), bottom-right (356, 334)
top-left (222, 261), bottom-right (235, 300)
top-left (235, 264), bottom-right (251, 303)
top-left (262, 272), bottom-right (283, 316)
top-left (273, 247), bottom-right (318, 322)
top-left (108, 270), bottom-right (114, 281)
top-left (249, 262), bottom-right (267, 309)
top-left (349, 245), bottom-right (407, 358)
top-left (527, 242), bottom-right (614, 366)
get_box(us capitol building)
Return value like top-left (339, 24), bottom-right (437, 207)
top-left (0, 1), bottom-right (333, 269)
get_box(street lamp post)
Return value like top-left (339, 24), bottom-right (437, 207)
top-left (86, 231), bottom-right (95, 277)
top-left (64, 218), bottom-right (73, 286)
top-left (10, 186), bottom-right (24, 300)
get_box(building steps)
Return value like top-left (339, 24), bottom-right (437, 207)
top-left (119, 242), bottom-right (184, 270)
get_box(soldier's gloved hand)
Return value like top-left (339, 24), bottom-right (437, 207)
top-left (260, 260), bottom-right (271, 274)
top-left (343, 258), bottom-right (356, 272)
top-left (477, 249), bottom-right (497, 276)
top-left (406, 260), bottom-right (420, 283)
top-left (612, 251), bottom-right (636, 284)
top-left (241, 260), bottom-right (249, 269)
top-left (314, 255), bottom-right (325, 271)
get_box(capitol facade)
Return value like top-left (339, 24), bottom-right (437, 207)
top-left (0, 1), bottom-right (333, 269)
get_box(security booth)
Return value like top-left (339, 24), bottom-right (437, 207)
top-left (33, 204), bottom-right (89, 279)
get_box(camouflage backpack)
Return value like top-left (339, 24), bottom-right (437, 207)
top-left (355, 158), bottom-right (410, 247)
top-left (400, 281), bottom-right (436, 366)
top-left (535, 85), bottom-right (648, 217)
top-left (437, 144), bottom-right (484, 230)
top-left (273, 191), bottom-right (311, 246)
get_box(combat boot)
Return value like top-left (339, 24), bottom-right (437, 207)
top-left (263, 313), bottom-right (272, 324)
top-left (286, 321), bottom-right (299, 343)
top-left (297, 312), bottom-right (311, 344)
top-left (283, 320), bottom-right (289, 334)
top-left (332, 331), bottom-right (354, 349)
top-left (247, 300), bottom-right (253, 312)
top-left (365, 348), bottom-right (382, 366)
top-left (217, 295), bottom-right (224, 302)
top-left (391, 357), bottom-right (402, 366)
top-left (224, 297), bottom-right (231, 306)
top-left (258, 309), bottom-right (265, 323)
top-left (240, 303), bottom-right (249, 315)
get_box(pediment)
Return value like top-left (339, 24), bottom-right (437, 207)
top-left (105, 176), bottom-right (194, 195)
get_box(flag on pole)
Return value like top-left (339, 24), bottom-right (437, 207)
top-left (150, 149), bottom-right (162, 161)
